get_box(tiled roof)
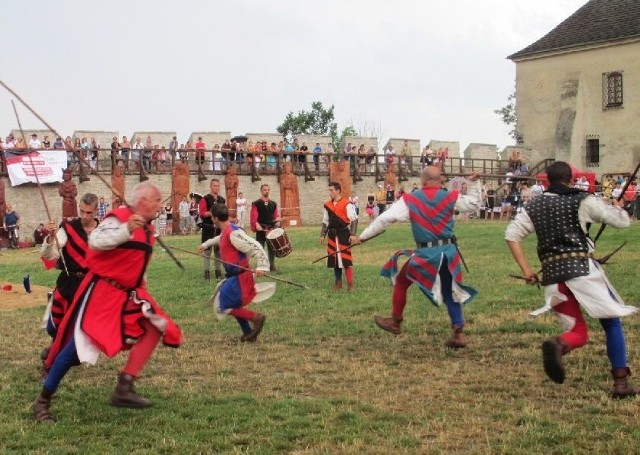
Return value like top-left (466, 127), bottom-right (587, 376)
top-left (508, 0), bottom-right (640, 60)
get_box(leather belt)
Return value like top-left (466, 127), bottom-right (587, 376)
top-left (417, 238), bottom-right (453, 248)
top-left (97, 276), bottom-right (130, 291)
top-left (542, 252), bottom-right (593, 264)
top-left (69, 271), bottom-right (86, 278)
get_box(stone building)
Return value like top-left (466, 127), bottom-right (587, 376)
top-left (508, 0), bottom-right (640, 174)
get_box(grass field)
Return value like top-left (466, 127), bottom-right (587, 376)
top-left (1, 221), bottom-right (640, 454)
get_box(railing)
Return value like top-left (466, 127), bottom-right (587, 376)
top-left (0, 148), bottom-right (530, 183)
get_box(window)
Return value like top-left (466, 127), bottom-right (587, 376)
top-left (603, 71), bottom-right (623, 108)
top-left (586, 137), bottom-right (599, 166)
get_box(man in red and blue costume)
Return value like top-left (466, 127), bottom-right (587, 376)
top-left (352, 166), bottom-right (481, 347)
top-left (200, 204), bottom-right (274, 342)
top-left (32, 182), bottom-right (182, 423)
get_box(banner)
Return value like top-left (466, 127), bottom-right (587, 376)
top-left (5, 150), bottom-right (68, 186)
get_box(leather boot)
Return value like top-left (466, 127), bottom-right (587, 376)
top-left (374, 315), bottom-right (403, 335)
top-left (204, 270), bottom-right (210, 281)
top-left (110, 373), bottom-right (153, 408)
top-left (445, 325), bottom-right (467, 349)
top-left (215, 270), bottom-right (222, 280)
top-left (245, 313), bottom-right (266, 342)
top-left (541, 336), bottom-right (570, 384)
top-left (347, 281), bottom-right (354, 292)
top-left (611, 367), bottom-right (640, 399)
top-left (32, 389), bottom-right (55, 423)
top-left (334, 280), bottom-right (343, 291)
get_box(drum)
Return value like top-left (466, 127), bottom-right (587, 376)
top-left (266, 228), bottom-right (292, 258)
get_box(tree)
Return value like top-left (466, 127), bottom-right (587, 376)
top-left (276, 101), bottom-right (356, 159)
top-left (494, 89), bottom-right (517, 141)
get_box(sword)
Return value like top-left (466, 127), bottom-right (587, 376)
top-left (451, 235), bottom-right (469, 273)
top-left (595, 241), bottom-right (627, 265)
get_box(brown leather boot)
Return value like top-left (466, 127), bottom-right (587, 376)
top-left (110, 373), bottom-right (153, 408)
top-left (541, 336), bottom-right (570, 384)
top-left (374, 315), bottom-right (403, 335)
top-left (611, 367), bottom-right (640, 399)
top-left (334, 280), bottom-right (343, 291)
top-left (445, 325), bottom-right (467, 349)
top-left (32, 389), bottom-right (55, 423)
top-left (347, 281), bottom-right (354, 292)
top-left (245, 313), bottom-right (266, 342)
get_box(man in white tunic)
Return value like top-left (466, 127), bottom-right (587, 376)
top-left (505, 161), bottom-right (638, 398)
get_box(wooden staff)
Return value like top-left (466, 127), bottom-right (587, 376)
top-left (311, 230), bottom-right (385, 264)
top-left (1, 80), bottom-right (183, 270)
top-left (170, 245), bottom-right (308, 289)
top-left (593, 161), bottom-right (640, 243)
top-left (10, 100), bottom-right (69, 275)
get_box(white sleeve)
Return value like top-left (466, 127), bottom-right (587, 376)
top-left (322, 207), bottom-right (329, 226)
top-left (200, 236), bottom-right (220, 250)
top-left (230, 229), bottom-right (270, 271)
top-left (346, 203), bottom-right (358, 222)
top-left (89, 216), bottom-right (132, 251)
top-left (504, 209), bottom-right (536, 242)
top-left (40, 227), bottom-right (68, 260)
top-left (455, 181), bottom-right (481, 213)
top-left (580, 195), bottom-right (630, 230)
top-left (359, 198), bottom-right (410, 241)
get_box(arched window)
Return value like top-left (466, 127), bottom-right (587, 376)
top-left (603, 71), bottom-right (623, 108)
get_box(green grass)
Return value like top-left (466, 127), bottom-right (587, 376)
top-left (1, 221), bottom-right (640, 453)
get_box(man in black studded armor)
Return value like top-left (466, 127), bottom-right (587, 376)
top-left (505, 161), bottom-right (638, 398)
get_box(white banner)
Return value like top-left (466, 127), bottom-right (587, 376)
top-left (5, 150), bottom-right (68, 186)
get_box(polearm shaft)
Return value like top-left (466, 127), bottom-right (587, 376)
top-left (10, 100), bottom-right (69, 275)
top-left (593, 161), bottom-right (640, 243)
top-left (1, 80), bottom-right (184, 270)
top-left (311, 230), bottom-right (385, 264)
top-left (169, 245), bottom-right (308, 289)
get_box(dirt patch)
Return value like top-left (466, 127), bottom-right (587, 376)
top-left (0, 282), bottom-right (50, 310)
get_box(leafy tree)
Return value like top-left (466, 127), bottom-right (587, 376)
top-left (494, 89), bottom-right (517, 140)
top-left (277, 101), bottom-right (356, 159)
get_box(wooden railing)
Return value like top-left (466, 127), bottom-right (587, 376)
top-left (0, 148), bottom-right (552, 184)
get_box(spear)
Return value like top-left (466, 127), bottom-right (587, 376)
top-left (170, 245), bottom-right (308, 289)
top-left (10, 100), bottom-right (69, 275)
top-left (1, 80), bottom-right (184, 270)
top-left (311, 230), bottom-right (385, 264)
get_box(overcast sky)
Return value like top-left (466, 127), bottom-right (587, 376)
top-left (0, 0), bottom-right (587, 152)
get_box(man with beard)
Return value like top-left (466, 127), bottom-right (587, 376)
top-left (250, 184), bottom-right (281, 272)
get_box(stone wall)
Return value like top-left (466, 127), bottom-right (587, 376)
top-left (463, 143), bottom-right (499, 161)
top-left (427, 140), bottom-right (460, 158)
top-left (130, 132), bottom-right (177, 149)
top-left (384, 138), bottom-right (420, 157)
top-left (2, 172), bottom-right (404, 243)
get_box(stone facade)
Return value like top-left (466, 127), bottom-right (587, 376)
top-left (463, 143), bottom-right (499, 161)
top-left (427, 140), bottom-right (460, 157)
top-left (384, 138), bottom-right (419, 157)
top-left (512, 40), bottom-right (640, 173)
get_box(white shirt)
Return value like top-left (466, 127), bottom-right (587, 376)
top-left (236, 197), bottom-right (247, 212)
top-left (29, 138), bottom-right (42, 149)
top-left (322, 199), bottom-right (358, 227)
top-left (360, 181), bottom-right (481, 241)
top-left (178, 201), bottom-right (190, 218)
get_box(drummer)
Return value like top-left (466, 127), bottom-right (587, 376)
top-left (250, 184), bottom-right (281, 273)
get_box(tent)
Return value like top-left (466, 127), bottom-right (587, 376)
top-left (536, 164), bottom-right (597, 193)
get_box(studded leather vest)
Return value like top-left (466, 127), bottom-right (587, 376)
top-left (526, 192), bottom-right (590, 285)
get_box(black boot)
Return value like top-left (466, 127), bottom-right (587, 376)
top-left (204, 270), bottom-right (210, 281)
top-left (110, 373), bottom-right (152, 408)
top-left (32, 388), bottom-right (55, 423)
top-left (541, 337), bottom-right (570, 384)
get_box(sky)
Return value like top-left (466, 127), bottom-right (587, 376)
top-left (0, 0), bottom-right (588, 153)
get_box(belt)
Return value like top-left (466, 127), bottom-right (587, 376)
top-left (541, 252), bottom-right (593, 265)
top-left (97, 276), bottom-right (131, 291)
top-left (417, 238), bottom-right (453, 248)
top-left (69, 271), bottom-right (86, 278)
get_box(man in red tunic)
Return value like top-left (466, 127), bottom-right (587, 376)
top-left (32, 182), bottom-right (182, 423)
top-left (200, 204), bottom-right (274, 342)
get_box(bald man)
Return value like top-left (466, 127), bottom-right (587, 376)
top-left (352, 166), bottom-right (481, 348)
top-left (33, 182), bottom-right (182, 423)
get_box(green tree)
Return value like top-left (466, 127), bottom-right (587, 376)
top-left (494, 89), bottom-right (517, 140)
top-left (277, 101), bottom-right (356, 159)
